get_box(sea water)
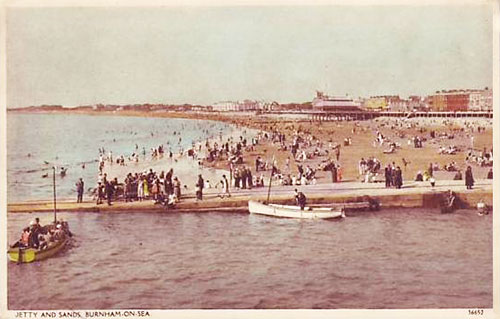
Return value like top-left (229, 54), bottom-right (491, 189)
top-left (7, 113), bottom-right (239, 201)
top-left (7, 208), bottom-right (492, 309)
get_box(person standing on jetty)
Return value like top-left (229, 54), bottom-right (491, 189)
top-left (384, 164), bottom-right (392, 188)
top-left (105, 180), bottom-right (114, 206)
top-left (465, 166), bottom-right (474, 190)
top-left (394, 166), bottom-right (403, 189)
top-left (76, 178), bottom-right (84, 203)
top-left (196, 174), bottom-right (204, 200)
top-left (330, 162), bottom-right (337, 183)
top-left (220, 174), bottom-right (231, 198)
top-left (173, 177), bottom-right (181, 199)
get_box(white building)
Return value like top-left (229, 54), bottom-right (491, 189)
top-left (312, 91), bottom-right (361, 111)
top-left (212, 99), bottom-right (264, 112)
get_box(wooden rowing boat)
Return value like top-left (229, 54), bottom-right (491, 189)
top-left (8, 237), bottom-right (69, 263)
top-left (8, 167), bottom-right (73, 263)
top-left (248, 200), bottom-right (345, 219)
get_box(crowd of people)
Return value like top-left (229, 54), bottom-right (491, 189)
top-left (11, 218), bottom-right (71, 251)
top-left (70, 116), bottom-right (492, 206)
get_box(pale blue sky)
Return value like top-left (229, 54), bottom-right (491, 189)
top-left (6, 5), bottom-right (493, 107)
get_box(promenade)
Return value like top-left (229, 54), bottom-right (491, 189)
top-left (7, 179), bottom-right (492, 214)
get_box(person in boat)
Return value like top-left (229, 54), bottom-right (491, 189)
top-left (11, 227), bottom-right (31, 248)
top-left (53, 224), bottom-right (66, 241)
top-left (38, 230), bottom-right (54, 250)
top-left (28, 220), bottom-right (42, 248)
top-left (294, 189), bottom-right (307, 210)
top-left (442, 190), bottom-right (456, 213)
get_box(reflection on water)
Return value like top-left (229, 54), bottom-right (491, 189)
top-left (7, 208), bottom-right (492, 309)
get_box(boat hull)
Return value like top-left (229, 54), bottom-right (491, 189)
top-left (8, 238), bottom-right (68, 263)
top-left (248, 201), bottom-right (344, 219)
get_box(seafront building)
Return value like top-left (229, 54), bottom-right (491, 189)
top-left (426, 88), bottom-right (492, 112)
top-left (311, 91), bottom-right (361, 111)
top-left (211, 99), bottom-right (274, 112)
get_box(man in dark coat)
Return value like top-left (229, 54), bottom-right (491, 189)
top-left (384, 165), bottom-right (392, 188)
top-left (465, 166), bottom-right (474, 189)
top-left (247, 168), bottom-right (253, 189)
top-left (196, 174), bottom-right (204, 200)
top-left (331, 163), bottom-right (337, 183)
top-left (96, 182), bottom-right (104, 205)
top-left (394, 166), bottom-right (403, 189)
top-left (105, 180), bottom-right (114, 206)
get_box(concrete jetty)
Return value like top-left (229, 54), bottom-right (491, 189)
top-left (7, 180), bottom-right (492, 214)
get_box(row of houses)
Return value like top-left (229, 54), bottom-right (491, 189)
top-left (362, 88), bottom-right (492, 112)
top-left (213, 87), bottom-right (492, 113)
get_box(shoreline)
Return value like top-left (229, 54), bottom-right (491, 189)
top-left (7, 109), bottom-right (493, 207)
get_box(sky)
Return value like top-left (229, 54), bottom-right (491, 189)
top-left (6, 5), bottom-right (494, 107)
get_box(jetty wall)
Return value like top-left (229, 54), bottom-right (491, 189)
top-left (7, 188), bottom-right (492, 214)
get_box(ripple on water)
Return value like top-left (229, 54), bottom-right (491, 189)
top-left (7, 208), bottom-right (493, 309)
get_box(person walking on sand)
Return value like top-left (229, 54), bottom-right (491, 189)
top-left (465, 166), bottom-right (474, 190)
